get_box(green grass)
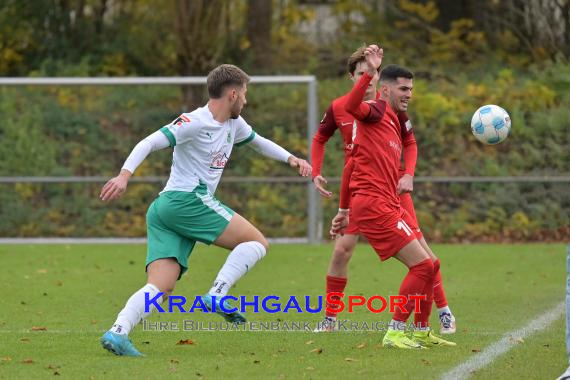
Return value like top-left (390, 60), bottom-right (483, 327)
top-left (0, 243), bottom-right (567, 379)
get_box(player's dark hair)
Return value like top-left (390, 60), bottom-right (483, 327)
top-left (380, 64), bottom-right (414, 83)
top-left (207, 64), bottom-right (250, 98)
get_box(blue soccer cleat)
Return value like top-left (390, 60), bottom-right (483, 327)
top-left (101, 331), bottom-right (144, 357)
top-left (201, 294), bottom-right (246, 324)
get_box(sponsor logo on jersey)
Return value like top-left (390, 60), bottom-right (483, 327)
top-left (210, 151), bottom-right (229, 170)
top-left (341, 121), bottom-right (352, 126)
top-left (389, 140), bottom-right (402, 154)
top-left (173, 114), bottom-right (191, 127)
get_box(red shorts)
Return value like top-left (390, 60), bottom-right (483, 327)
top-left (351, 194), bottom-right (418, 261)
top-left (344, 209), bottom-right (360, 235)
top-left (399, 192), bottom-right (423, 239)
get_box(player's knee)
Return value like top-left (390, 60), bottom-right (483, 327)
top-left (333, 244), bottom-right (354, 261)
top-left (255, 236), bottom-right (269, 253)
top-left (433, 258), bottom-right (441, 273)
top-left (249, 240), bottom-right (268, 260)
top-left (411, 259), bottom-right (435, 281)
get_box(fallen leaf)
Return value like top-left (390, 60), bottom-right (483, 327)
top-left (421, 359), bottom-right (431, 365)
top-left (37, 269), bottom-right (48, 274)
top-left (20, 338), bottom-right (30, 342)
top-left (253, 360), bottom-right (260, 364)
top-left (306, 367), bottom-right (315, 370)
top-left (344, 357), bottom-right (358, 362)
top-left (305, 340), bottom-right (314, 345)
top-left (176, 339), bottom-right (194, 345)
top-left (31, 326), bottom-right (47, 331)
top-left (53, 371), bottom-right (60, 376)
top-left (1, 357), bottom-right (11, 362)
top-left (472, 348), bottom-right (481, 353)
top-left (356, 343), bottom-right (366, 349)
top-left (170, 359), bottom-right (179, 364)
top-left (54, 281), bottom-right (63, 287)
top-left (310, 348), bottom-right (323, 354)
top-left (22, 359), bottom-right (34, 364)
top-left (90, 320), bottom-right (98, 325)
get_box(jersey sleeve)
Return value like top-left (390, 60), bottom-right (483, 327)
top-left (159, 114), bottom-right (201, 147)
top-left (344, 73), bottom-right (387, 123)
top-left (311, 104), bottom-right (337, 178)
top-left (399, 113), bottom-right (417, 176)
top-left (234, 116), bottom-right (256, 147)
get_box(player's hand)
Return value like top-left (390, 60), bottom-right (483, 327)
top-left (397, 173), bottom-right (414, 194)
top-left (313, 175), bottom-right (332, 198)
top-left (364, 44), bottom-right (383, 74)
top-left (329, 210), bottom-right (349, 239)
top-left (100, 170), bottom-right (132, 202)
top-left (288, 156), bottom-right (312, 177)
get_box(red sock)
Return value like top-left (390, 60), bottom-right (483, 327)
top-left (414, 262), bottom-right (435, 328)
top-left (393, 259), bottom-right (434, 323)
top-left (433, 259), bottom-right (448, 309)
top-left (325, 275), bottom-right (347, 318)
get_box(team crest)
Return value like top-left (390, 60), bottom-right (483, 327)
top-left (172, 114), bottom-right (190, 127)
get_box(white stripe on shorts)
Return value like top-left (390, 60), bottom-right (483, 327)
top-left (197, 192), bottom-right (232, 222)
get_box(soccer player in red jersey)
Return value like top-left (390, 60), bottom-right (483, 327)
top-left (311, 47), bottom-right (456, 334)
top-left (334, 45), bottom-right (455, 348)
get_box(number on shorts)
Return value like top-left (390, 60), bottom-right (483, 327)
top-left (397, 220), bottom-right (413, 236)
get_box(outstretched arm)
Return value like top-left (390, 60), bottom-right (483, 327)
top-left (330, 157), bottom-right (354, 238)
top-left (344, 45), bottom-right (384, 121)
top-left (100, 131), bottom-right (169, 202)
top-left (248, 134), bottom-right (312, 177)
top-left (311, 104), bottom-right (337, 198)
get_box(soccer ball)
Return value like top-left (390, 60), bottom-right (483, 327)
top-left (470, 105), bottom-right (511, 145)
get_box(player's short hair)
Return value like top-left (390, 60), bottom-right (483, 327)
top-left (380, 64), bottom-right (414, 83)
top-left (347, 45), bottom-right (382, 75)
top-left (347, 46), bottom-right (367, 75)
top-left (207, 64), bottom-right (250, 98)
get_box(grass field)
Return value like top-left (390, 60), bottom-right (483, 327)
top-left (0, 243), bottom-right (567, 379)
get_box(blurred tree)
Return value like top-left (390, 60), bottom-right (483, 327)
top-left (174, 0), bottom-right (231, 108)
top-left (246, 0), bottom-right (273, 69)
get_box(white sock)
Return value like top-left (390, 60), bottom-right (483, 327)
top-left (208, 241), bottom-right (266, 297)
top-left (110, 283), bottom-right (163, 335)
top-left (438, 306), bottom-right (451, 316)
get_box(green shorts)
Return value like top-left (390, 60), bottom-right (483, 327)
top-left (145, 184), bottom-right (234, 278)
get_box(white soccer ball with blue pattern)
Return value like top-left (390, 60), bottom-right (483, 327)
top-left (470, 105), bottom-right (511, 145)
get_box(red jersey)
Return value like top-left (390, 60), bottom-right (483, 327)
top-left (311, 91), bottom-right (416, 180)
top-left (341, 72), bottom-right (414, 210)
top-left (311, 93), bottom-right (362, 178)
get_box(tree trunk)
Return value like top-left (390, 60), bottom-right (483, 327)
top-left (246, 0), bottom-right (273, 69)
top-left (174, 0), bottom-right (229, 109)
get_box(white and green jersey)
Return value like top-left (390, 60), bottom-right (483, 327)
top-left (159, 105), bottom-right (256, 194)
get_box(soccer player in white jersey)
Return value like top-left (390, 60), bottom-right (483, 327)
top-left (99, 64), bottom-right (311, 356)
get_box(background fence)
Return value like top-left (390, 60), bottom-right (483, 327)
top-left (1, 77), bottom-right (568, 243)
